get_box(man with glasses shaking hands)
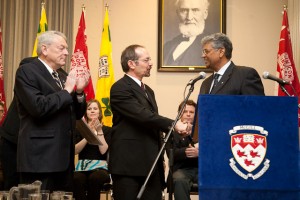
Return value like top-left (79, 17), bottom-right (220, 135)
top-left (109, 44), bottom-right (191, 200)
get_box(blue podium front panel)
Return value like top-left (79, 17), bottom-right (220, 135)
top-left (198, 95), bottom-right (300, 200)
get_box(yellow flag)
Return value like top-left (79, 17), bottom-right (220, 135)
top-left (32, 3), bottom-right (48, 56)
top-left (95, 7), bottom-right (115, 127)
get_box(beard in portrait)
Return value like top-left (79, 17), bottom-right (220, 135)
top-left (163, 0), bottom-right (209, 66)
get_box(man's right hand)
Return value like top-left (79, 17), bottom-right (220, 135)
top-left (64, 69), bottom-right (77, 93)
top-left (175, 120), bottom-right (192, 136)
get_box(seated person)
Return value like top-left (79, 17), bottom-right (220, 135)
top-left (73, 99), bottom-right (111, 200)
top-left (166, 99), bottom-right (198, 200)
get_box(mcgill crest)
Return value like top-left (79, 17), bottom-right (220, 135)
top-left (229, 125), bottom-right (270, 180)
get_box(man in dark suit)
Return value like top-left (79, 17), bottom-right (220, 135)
top-left (199, 33), bottom-right (265, 95)
top-left (109, 44), bottom-right (191, 200)
top-left (163, 0), bottom-right (209, 66)
top-left (0, 57), bottom-right (36, 190)
top-left (14, 31), bottom-right (89, 191)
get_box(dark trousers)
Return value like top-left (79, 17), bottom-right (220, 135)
top-left (0, 137), bottom-right (19, 189)
top-left (20, 164), bottom-right (74, 192)
top-left (73, 169), bottom-right (110, 200)
top-left (112, 170), bottom-right (162, 200)
top-left (173, 168), bottom-right (198, 200)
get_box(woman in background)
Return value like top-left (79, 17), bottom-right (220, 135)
top-left (73, 99), bottom-right (111, 200)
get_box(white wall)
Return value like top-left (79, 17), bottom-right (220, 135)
top-left (74, 1), bottom-right (288, 199)
top-left (74, 0), bottom-right (288, 120)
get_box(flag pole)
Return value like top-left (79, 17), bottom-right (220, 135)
top-left (82, 4), bottom-right (85, 12)
top-left (105, 3), bottom-right (109, 12)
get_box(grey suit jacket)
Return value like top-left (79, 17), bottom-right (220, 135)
top-left (14, 58), bottom-right (86, 172)
top-left (200, 62), bottom-right (265, 95)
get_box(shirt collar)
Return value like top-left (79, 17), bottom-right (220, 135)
top-left (215, 60), bottom-right (231, 76)
top-left (126, 74), bottom-right (142, 87)
top-left (38, 57), bottom-right (55, 75)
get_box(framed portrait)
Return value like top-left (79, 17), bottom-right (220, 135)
top-left (158, 0), bottom-right (226, 72)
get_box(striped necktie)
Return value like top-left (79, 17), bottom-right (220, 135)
top-left (52, 71), bottom-right (63, 89)
top-left (141, 82), bottom-right (148, 98)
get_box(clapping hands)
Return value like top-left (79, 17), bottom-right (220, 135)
top-left (64, 66), bottom-right (90, 94)
top-left (89, 119), bottom-right (103, 133)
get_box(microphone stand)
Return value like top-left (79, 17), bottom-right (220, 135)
top-left (279, 84), bottom-right (300, 109)
top-left (279, 84), bottom-right (291, 97)
top-left (136, 82), bottom-right (196, 200)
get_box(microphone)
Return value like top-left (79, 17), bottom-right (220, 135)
top-left (262, 71), bottom-right (290, 85)
top-left (187, 72), bottom-right (206, 85)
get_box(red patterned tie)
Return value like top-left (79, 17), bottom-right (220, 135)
top-left (141, 82), bottom-right (148, 98)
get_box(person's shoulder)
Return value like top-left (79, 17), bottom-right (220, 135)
top-left (232, 64), bottom-right (261, 79)
top-left (113, 75), bottom-right (127, 84)
top-left (111, 75), bottom-right (128, 89)
top-left (19, 57), bottom-right (37, 66)
top-left (234, 65), bottom-right (258, 73)
top-left (18, 59), bottom-right (39, 71)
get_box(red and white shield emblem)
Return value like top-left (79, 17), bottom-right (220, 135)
top-left (231, 134), bottom-right (266, 172)
top-left (229, 125), bottom-right (270, 180)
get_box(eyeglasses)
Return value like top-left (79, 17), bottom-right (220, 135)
top-left (202, 48), bottom-right (218, 55)
top-left (135, 58), bottom-right (152, 64)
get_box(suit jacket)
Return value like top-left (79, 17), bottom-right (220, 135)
top-left (200, 62), bottom-right (265, 95)
top-left (0, 97), bottom-right (20, 144)
top-left (0, 57), bottom-right (37, 144)
top-left (166, 132), bottom-right (197, 172)
top-left (108, 75), bottom-right (173, 178)
top-left (163, 33), bottom-right (207, 66)
top-left (14, 58), bottom-right (86, 173)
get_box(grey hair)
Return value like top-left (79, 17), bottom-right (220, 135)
top-left (201, 33), bottom-right (233, 59)
top-left (36, 31), bottom-right (67, 55)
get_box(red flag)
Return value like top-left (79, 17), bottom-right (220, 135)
top-left (277, 7), bottom-right (300, 125)
top-left (0, 20), bottom-right (7, 125)
top-left (71, 10), bottom-right (95, 101)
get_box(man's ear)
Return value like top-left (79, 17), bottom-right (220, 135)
top-left (219, 48), bottom-right (225, 58)
top-left (128, 60), bottom-right (136, 70)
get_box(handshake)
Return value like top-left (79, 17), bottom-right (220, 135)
top-left (175, 120), bottom-right (193, 136)
top-left (64, 66), bottom-right (90, 94)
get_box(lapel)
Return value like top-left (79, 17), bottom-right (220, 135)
top-left (123, 75), bottom-right (157, 110)
top-left (34, 59), bottom-right (64, 91)
top-left (210, 63), bottom-right (234, 94)
top-left (143, 84), bottom-right (158, 112)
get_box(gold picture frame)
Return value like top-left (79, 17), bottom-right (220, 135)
top-left (158, 0), bottom-right (226, 72)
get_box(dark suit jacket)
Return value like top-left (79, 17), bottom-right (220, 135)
top-left (14, 58), bottom-right (86, 173)
top-left (166, 132), bottom-right (197, 172)
top-left (200, 62), bottom-right (265, 95)
top-left (163, 33), bottom-right (207, 66)
top-left (108, 75), bottom-right (173, 178)
top-left (0, 57), bottom-right (37, 144)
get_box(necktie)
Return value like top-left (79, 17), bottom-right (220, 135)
top-left (52, 71), bottom-right (63, 89)
top-left (141, 82), bottom-right (148, 98)
top-left (210, 73), bottom-right (220, 93)
top-left (141, 82), bottom-right (145, 91)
